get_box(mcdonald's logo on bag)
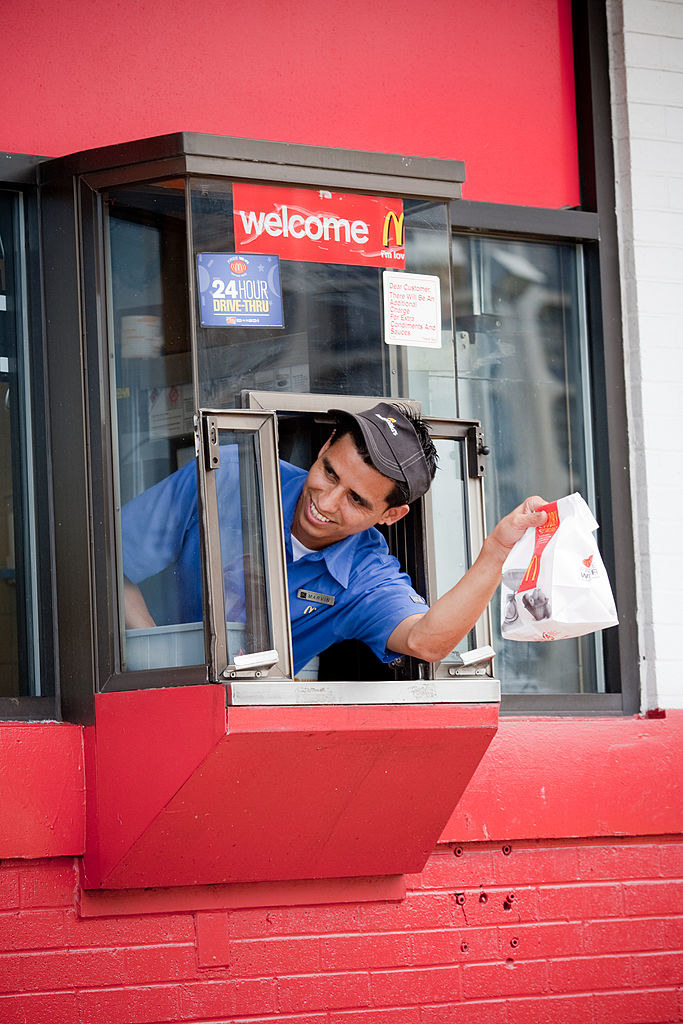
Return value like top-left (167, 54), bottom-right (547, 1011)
top-left (517, 501), bottom-right (560, 593)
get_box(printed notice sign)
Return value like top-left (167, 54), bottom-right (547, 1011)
top-left (196, 253), bottom-right (284, 328)
top-left (383, 271), bottom-right (442, 348)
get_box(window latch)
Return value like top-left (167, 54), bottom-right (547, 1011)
top-left (223, 649), bottom-right (280, 678)
top-left (467, 425), bottom-right (490, 478)
top-left (203, 415), bottom-right (220, 470)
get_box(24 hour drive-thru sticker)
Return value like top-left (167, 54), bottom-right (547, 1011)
top-left (196, 253), bottom-right (284, 328)
top-left (383, 271), bottom-right (442, 348)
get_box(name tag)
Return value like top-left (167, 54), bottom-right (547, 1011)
top-left (296, 588), bottom-right (335, 607)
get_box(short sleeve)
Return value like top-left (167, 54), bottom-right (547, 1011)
top-left (121, 460), bottom-right (199, 584)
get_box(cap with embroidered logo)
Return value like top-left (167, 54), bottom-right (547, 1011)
top-left (329, 402), bottom-right (432, 504)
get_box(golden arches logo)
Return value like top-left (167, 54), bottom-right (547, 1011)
top-left (522, 555), bottom-right (539, 586)
top-left (382, 210), bottom-right (405, 248)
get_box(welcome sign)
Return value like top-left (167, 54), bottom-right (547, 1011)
top-left (233, 183), bottom-right (405, 268)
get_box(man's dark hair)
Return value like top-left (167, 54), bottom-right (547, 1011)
top-left (331, 405), bottom-right (438, 508)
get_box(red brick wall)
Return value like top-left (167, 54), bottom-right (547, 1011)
top-left (1, 838), bottom-right (681, 1024)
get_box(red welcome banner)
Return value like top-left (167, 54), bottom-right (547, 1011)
top-left (517, 501), bottom-right (560, 593)
top-left (233, 183), bottom-right (405, 268)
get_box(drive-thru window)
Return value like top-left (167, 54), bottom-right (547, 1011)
top-left (3, 132), bottom-right (632, 722)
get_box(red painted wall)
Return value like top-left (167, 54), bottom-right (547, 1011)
top-left (1, 0), bottom-right (579, 207)
top-left (1, 840), bottom-right (681, 1023)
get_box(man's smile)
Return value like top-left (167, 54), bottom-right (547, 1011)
top-left (308, 498), bottom-right (332, 525)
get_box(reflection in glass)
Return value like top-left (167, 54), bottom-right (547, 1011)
top-left (105, 181), bottom-right (195, 670)
top-left (453, 235), bottom-right (602, 694)
top-left (214, 432), bottom-right (273, 664)
top-left (429, 437), bottom-right (471, 660)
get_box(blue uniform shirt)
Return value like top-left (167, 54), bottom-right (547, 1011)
top-left (122, 451), bottom-right (428, 673)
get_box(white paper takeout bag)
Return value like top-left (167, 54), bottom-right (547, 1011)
top-left (501, 493), bottom-right (618, 642)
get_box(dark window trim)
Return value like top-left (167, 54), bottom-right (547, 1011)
top-left (502, 693), bottom-right (624, 717)
top-left (0, 183), bottom-right (57, 719)
top-left (0, 154), bottom-right (45, 187)
top-left (573, 0), bottom-right (639, 716)
top-left (0, 697), bottom-right (56, 721)
top-left (450, 201), bottom-right (599, 241)
top-left (38, 134), bottom-right (465, 202)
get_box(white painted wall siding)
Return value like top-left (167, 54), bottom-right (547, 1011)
top-left (608, 0), bottom-right (683, 709)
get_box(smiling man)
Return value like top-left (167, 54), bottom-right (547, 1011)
top-left (123, 402), bottom-right (547, 674)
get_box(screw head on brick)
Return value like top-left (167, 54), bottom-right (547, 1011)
top-left (510, 937), bottom-right (519, 948)
top-left (454, 892), bottom-right (466, 905)
top-left (502, 844), bottom-right (512, 855)
top-left (453, 846), bottom-right (464, 857)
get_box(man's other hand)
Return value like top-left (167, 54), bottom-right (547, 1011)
top-left (486, 495), bottom-right (549, 560)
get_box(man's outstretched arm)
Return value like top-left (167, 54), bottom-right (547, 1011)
top-left (386, 496), bottom-right (548, 663)
top-left (124, 577), bottom-right (156, 629)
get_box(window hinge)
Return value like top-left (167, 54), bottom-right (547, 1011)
top-left (222, 649), bottom-right (280, 678)
top-left (467, 425), bottom-right (490, 478)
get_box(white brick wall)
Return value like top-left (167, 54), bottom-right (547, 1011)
top-left (608, 0), bottom-right (683, 710)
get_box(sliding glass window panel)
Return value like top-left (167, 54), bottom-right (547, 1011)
top-left (0, 192), bottom-right (43, 698)
top-left (396, 199), bottom-right (456, 417)
top-left (453, 234), bottom-right (602, 694)
top-left (199, 412), bottom-right (291, 680)
top-left (428, 436), bottom-right (470, 662)
top-left (104, 180), bottom-right (199, 671)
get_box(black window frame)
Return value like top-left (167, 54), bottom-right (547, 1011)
top-left (0, 159), bottom-right (56, 721)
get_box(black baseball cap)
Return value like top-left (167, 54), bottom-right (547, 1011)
top-left (329, 402), bottom-right (431, 504)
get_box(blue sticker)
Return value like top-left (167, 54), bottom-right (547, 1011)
top-left (196, 253), bottom-right (284, 328)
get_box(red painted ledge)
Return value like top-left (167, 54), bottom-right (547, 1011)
top-left (83, 686), bottom-right (498, 889)
top-left (441, 711), bottom-right (683, 843)
top-left (0, 722), bottom-right (84, 858)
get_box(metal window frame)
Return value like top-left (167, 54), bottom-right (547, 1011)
top-left (197, 408), bottom-right (293, 682)
top-left (421, 415), bottom-right (496, 682)
top-left (230, 390), bottom-right (499, 706)
top-left (449, 216), bottom-right (632, 716)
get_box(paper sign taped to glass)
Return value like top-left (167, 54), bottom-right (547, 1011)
top-left (501, 493), bottom-right (618, 642)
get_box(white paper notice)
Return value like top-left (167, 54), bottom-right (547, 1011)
top-left (383, 271), bottom-right (442, 348)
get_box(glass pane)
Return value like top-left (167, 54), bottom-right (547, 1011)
top-left (214, 430), bottom-right (273, 663)
top-left (453, 234), bottom-right (602, 694)
top-left (429, 436), bottom-right (472, 660)
top-left (190, 181), bottom-right (452, 412)
top-left (0, 192), bottom-right (42, 697)
top-left (104, 181), bottom-right (198, 670)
